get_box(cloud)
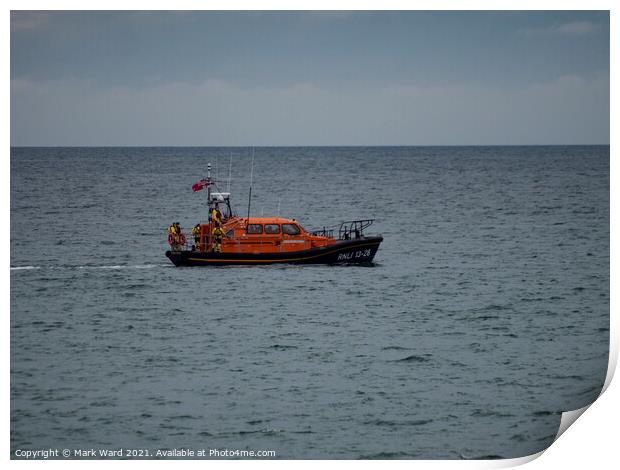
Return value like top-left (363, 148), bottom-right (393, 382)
top-left (11, 11), bottom-right (49, 32)
top-left (519, 20), bottom-right (600, 37)
top-left (554, 21), bottom-right (600, 35)
top-left (10, 75), bottom-right (610, 146)
top-left (299, 11), bottom-right (356, 21)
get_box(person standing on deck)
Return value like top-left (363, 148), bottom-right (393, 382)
top-left (168, 222), bottom-right (177, 248)
top-left (212, 222), bottom-right (224, 252)
top-left (191, 224), bottom-right (201, 250)
top-left (174, 222), bottom-right (185, 250)
top-left (210, 204), bottom-right (222, 225)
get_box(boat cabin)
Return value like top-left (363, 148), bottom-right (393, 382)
top-left (194, 216), bottom-right (337, 254)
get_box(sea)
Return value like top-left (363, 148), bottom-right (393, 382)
top-left (10, 146), bottom-right (609, 459)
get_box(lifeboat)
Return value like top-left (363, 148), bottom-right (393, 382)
top-left (165, 164), bottom-right (383, 267)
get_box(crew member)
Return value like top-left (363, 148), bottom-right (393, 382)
top-left (210, 204), bottom-right (222, 225)
top-left (174, 222), bottom-right (184, 250)
top-left (212, 222), bottom-right (224, 253)
top-left (191, 224), bottom-right (201, 250)
top-left (168, 222), bottom-right (177, 248)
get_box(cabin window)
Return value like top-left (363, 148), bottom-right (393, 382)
top-left (282, 224), bottom-right (301, 235)
top-left (247, 224), bottom-right (263, 234)
top-left (264, 224), bottom-right (280, 234)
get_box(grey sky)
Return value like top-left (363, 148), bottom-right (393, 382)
top-left (11, 11), bottom-right (609, 146)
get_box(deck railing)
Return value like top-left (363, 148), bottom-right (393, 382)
top-left (337, 219), bottom-right (374, 240)
top-left (310, 220), bottom-right (375, 240)
top-left (310, 227), bottom-right (334, 238)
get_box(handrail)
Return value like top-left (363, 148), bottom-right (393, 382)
top-left (309, 219), bottom-right (375, 240)
top-left (338, 219), bottom-right (374, 240)
top-left (310, 227), bottom-right (334, 238)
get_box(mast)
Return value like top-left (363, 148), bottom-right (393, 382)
top-left (246, 148), bottom-right (254, 229)
top-left (206, 163), bottom-right (212, 206)
top-left (227, 152), bottom-right (233, 193)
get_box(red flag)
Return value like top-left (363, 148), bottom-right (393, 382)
top-left (192, 180), bottom-right (210, 192)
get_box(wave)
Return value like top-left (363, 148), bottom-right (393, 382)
top-left (11, 264), bottom-right (169, 271)
top-left (392, 354), bottom-right (432, 363)
top-left (364, 418), bottom-right (433, 427)
top-left (460, 453), bottom-right (504, 460)
top-left (77, 264), bottom-right (166, 270)
top-left (268, 344), bottom-right (298, 351)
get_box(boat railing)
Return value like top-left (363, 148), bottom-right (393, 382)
top-left (310, 227), bottom-right (335, 238)
top-left (168, 228), bottom-right (307, 253)
top-left (309, 219), bottom-right (375, 240)
top-left (338, 219), bottom-right (374, 240)
top-left (167, 236), bottom-right (196, 252)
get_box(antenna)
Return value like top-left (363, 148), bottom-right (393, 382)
top-left (277, 198), bottom-right (281, 216)
top-left (206, 163), bottom-right (212, 210)
top-left (227, 152), bottom-right (233, 193)
top-left (246, 147), bottom-right (254, 228)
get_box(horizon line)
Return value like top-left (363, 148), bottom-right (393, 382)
top-left (9, 143), bottom-right (611, 148)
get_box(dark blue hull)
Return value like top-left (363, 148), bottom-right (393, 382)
top-left (165, 236), bottom-right (383, 266)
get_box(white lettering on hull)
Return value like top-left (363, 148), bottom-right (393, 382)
top-left (337, 248), bottom-right (372, 261)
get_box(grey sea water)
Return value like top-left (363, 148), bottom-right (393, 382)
top-left (10, 146), bottom-right (609, 459)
